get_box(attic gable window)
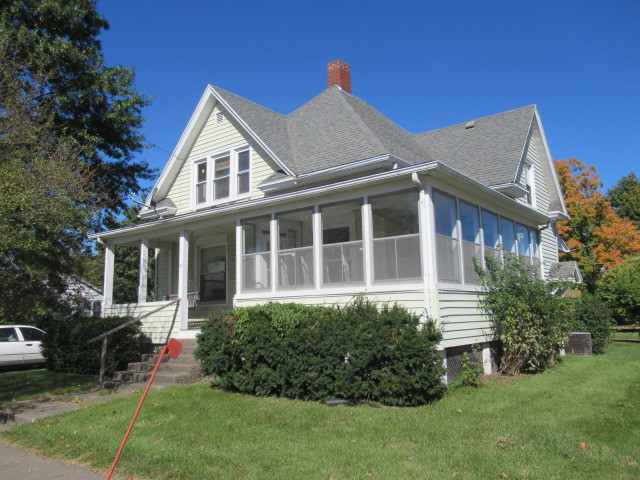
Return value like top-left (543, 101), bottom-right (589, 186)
top-left (193, 145), bottom-right (251, 207)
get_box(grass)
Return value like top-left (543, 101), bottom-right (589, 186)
top-left (0, 368), bottom-right (99, 403)
top-left (1, 343), bottom-right (639, 480)
top-left (612, 331), bottom-right (639, 340)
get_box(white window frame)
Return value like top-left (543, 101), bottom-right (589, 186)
top-left (524, 161), bottom-right (536, 207)
top-left (191, 144), bottom-right (252, 209)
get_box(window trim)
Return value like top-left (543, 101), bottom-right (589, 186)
top-left (192, 144), bottom-right (252, 209)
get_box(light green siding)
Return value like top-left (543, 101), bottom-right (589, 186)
top-left (105, 302), bottom-right (180, 344)
top-left (437, 289), bottom-right (492, 348)
top-left (164, 104), bottom-right (280, 215)
top-left (235, 290), bottom-right (426, 319)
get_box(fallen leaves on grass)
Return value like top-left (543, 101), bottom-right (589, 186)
top-left (497, 435), bottom-right (516, 450)
top-left (624, 457), bottom-right (638, 468)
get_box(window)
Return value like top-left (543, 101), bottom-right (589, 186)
top-left (19, 327), bottom-right (44, 342)
top-left (371, 191), bottom-right (421, 282)
top-left (433, 190), bottom-right (461, 283)
top-left (321, 201), bottom-right (364, 285)
top-left (524, 163), bottom-right (536, 206)
top-left (242, 216), bottom-right (271, 291)
top-left (194, 146), bottom-right (251, 206)
top-left (516, 223), bottom-right (531, 266)
top-left (482, 210), bottom-right (501, 263)
top-left (0, 327), bottom-right (18, 342)
top-left (278, 208), bottom-right (314, 289)
top-left (459, 201), bottom-right (481, 284)
top-left (500, 217), bottom-right (516, 261)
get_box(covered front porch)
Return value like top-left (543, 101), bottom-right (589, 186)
top-left (101, 221), bottom-right (236, 343)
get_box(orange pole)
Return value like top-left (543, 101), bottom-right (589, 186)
top-left (105, 344), bottom-right (169, 480)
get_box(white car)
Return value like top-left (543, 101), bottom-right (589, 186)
top-left (0, 325), bottom-right (46, 367)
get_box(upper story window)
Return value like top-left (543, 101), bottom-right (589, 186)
top-left (524, 162), bottom-right (536, 206)
top-left (194, 146), bottom-right (251, 207)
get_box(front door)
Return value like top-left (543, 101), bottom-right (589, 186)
top-left (199, 241), bottom-right (227, 304)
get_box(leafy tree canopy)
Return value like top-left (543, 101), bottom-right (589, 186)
top-left (607, 172), bottom-right (640, 229)
top-left (555, 159), bottom-right (640, 290)
top-left (0, 0), bottom-right (154, 226)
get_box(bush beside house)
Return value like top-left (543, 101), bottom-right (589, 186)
top-left (41, 314), bottom-right (146, 376)
top-left (196, 300), bottom-right (446, 406)
top-left (565, 294), bottom-right (613, 354)
top-left (478, 258), bottom-right (570, 375)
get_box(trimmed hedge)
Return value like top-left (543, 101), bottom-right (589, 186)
top-left (41, 314), bottom-right (146, 375)
top-left (195, 299), bottom-right (446, 406)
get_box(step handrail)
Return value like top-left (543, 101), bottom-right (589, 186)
top-left (88, 298), bottom-right (181, 384)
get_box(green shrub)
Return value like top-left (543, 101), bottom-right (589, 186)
top-left (597, 260), bottom-right (640, 325)
top-left (477, 258), bottom-right (570, 375)
top-left (453, 345), bottom-right (483, 388)
top-left (41, 314), bottom-right (146, 375)
top-left (566, 294), bottom-right (613, 354)
top-left (196, 299), bottom-right (446, 406)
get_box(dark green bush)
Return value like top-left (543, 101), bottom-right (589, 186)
top-left (597, 260), bottom-right (640, 325)
top-left (566, 294), bottom-right (613, 354)
top-left (478, 258), bottom-right (570, 375)
top-left (195, 299), bottom-right (445, 406)
top-left (41, 314), bottom-right (146, 375)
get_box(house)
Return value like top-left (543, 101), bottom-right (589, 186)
top-left (64, 277), bottom-right (103, 316)
top-left (90, 60), bottom-right (569, 378)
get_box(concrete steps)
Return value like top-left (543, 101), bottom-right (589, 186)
top-left (105, 339), bottom-right (204, 390)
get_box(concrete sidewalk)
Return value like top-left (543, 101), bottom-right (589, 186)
top-left (0, 442), bottom-right (108, 479)
top-left (0, 389), bottom-right (139, 480)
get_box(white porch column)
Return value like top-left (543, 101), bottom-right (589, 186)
top-left (420, 176), bottom-right (438, 320)
top-left (236, 219), bottom-right (243, 296)
top-left (362, 197), bottom-right (373, 287)
top-left (270, 214), bottom-right (278, 292)
top-left (101, 243), bottom-right (115, 317)
top-left (138, 238), bottom-right (149, 304)
top-left (313, 206), bottom-right (322, 290)
top-left (178, 230), bottom-right (190, 331)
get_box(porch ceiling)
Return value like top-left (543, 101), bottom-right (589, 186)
top-left (115, 223), bottom-right (236, 248)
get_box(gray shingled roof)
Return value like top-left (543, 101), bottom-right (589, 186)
top-left (416, 106), bottom-right (536, 187)
top-left (548, 261), bottom-right (581, 280)
top-left (212, 84), bottom-right (533, 186)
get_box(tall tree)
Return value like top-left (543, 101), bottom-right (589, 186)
top-left (555, 158), bottom-right (640, 289)
top-left (607, 172), bottom-right (640, 229)
top-left (0, 43), bottom-right (98, 324)
top-left (0, 0), bottom-right (154, 226)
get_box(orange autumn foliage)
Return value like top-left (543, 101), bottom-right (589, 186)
top-left (555, 158), bottom-right (640, 288)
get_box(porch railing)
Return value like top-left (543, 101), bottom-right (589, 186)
top-left (88, 298), bottom-right (181, 384)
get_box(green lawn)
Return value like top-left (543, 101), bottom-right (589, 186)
top-left (1, 343), bottom-right (639, 480)
top-left (0, 368), bottom-right (98, 403)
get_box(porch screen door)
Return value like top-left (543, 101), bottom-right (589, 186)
top-left (199, 244), bottom-right (226, 303)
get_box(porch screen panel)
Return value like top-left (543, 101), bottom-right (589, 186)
top-left (516, 223), bottom-right (531, 266)
top-left (278, 208), bottom-right (314, 289)
top-left (482, 210), bottom-right (501, 265)
top-left (460, 201), bottom-right (481, 284)
top-left (433, 190), bottom-right (461, 283)
top-left (321, 200), bottom-right (364, 285)
top-left (371, 191), bottom-right (421, 282)
top-left (242, 216), bottom-right (271, 291)
top-left (500, 217), bottom-right (516, 262)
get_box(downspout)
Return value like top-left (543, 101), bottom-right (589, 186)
top-left (412, 172), bottom-right (433, 321)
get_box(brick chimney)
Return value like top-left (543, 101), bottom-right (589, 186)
top-left (328, 59), bottom-right (351, 93)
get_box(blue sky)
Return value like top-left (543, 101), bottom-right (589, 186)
top-left (98, 0), bottom-right (639, 194)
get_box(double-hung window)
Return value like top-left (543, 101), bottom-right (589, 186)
top-left (371, 191), bottom-right (421, 282)
top-left (516, 223), bottom-right (531, 266)
top-left (433, 190), bottom-right (461, 283)
top-left (194, 146), bottom-right (251, 207)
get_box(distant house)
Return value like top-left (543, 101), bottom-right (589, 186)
top-left (64, 278), bottom-right (103, 316)
top-left (90, 60), bottom-right (569, 376)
